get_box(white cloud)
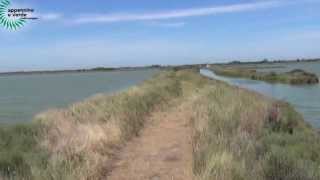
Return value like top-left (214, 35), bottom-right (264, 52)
top-left (38, 13), bottom-right (62, 21)
top-left (73, 1), bottom-right (282, 24)
top-left (147, 21), bottom-right (186, 28)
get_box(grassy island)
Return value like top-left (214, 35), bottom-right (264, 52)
top-left (210, 65), bottom-right (319, 85)
top-left (1, 69), bottom-right (320, 180)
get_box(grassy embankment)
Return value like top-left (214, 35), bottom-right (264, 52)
top-left (1, 69), bottom-right (320, 179)
top-left (190, 73), bottom-right (320, 180)
top-left (210, 65), bottom-right (319, 84)
top-left (0, 71), bottom-right (183, 179)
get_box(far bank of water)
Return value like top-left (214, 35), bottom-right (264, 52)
top-left (201, 68), bottom-right (320, 128)
top-left (0, 69), bottom-right (158, 124)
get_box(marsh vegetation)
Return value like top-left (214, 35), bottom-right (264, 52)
top-left (210, 65), bottom-right (319, 85)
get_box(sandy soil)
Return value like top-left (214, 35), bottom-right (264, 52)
top-left (106, 102), bottom-right (194, 180)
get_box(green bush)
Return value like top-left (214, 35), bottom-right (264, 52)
top-left (0, 123), bottom-right (49, 179)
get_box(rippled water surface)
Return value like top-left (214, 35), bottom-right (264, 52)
top-left (0, 69), bottom-right (158, 124)
top-left (201, 62), bottom-right (320, 128)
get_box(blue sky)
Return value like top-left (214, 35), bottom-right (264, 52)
top-left (1, 0), bottom-right (320, 72)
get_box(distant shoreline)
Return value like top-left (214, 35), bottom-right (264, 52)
top-left (1, 58), bottom-right (319, 76)
top-left (0, 66), bottom-right (161, 76)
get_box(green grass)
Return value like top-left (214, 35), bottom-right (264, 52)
top-left (0, 123), bottom-right (49, 179)
top-left (210, 65), bottom-right (319, 84)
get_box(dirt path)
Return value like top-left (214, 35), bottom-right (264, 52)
top-left (107, 102), bottom-right (194, 180)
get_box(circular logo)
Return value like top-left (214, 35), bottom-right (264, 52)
top-left (0, 0), bottom-right (26, 30)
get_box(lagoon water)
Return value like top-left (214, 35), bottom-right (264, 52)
top-left (201, 62), bottom-right (320, 128)
top-left (0, 69), bottom-right (158, 124)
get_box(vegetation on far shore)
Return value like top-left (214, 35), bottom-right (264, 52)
top-left (0, 66), bottom-right (162, 76)
top-left (210, 65), bottom-right (319, 85)
top-left (1, 69), bottom-right (320, 179)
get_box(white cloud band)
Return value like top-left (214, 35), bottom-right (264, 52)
top-left (74, 1), bottom-right (281, 24)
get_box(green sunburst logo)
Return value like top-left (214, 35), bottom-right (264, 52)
top-left (0, 0), bottom-right (26, 30)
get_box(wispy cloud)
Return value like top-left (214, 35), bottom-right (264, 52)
top-left (39, 13), bottom-right (62, 21)
top-left (73, 1), bottom-right (282, 24)
top-left (147, 21), bottom-right (186, 28)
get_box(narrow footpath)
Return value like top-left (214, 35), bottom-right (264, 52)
top-left (107, 102), bottom-right (194, 180)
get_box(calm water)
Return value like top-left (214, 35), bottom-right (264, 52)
top-left (201, 62), bottom-right (320, 128)
top-left (0, 69), bottom-right (158, 124)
